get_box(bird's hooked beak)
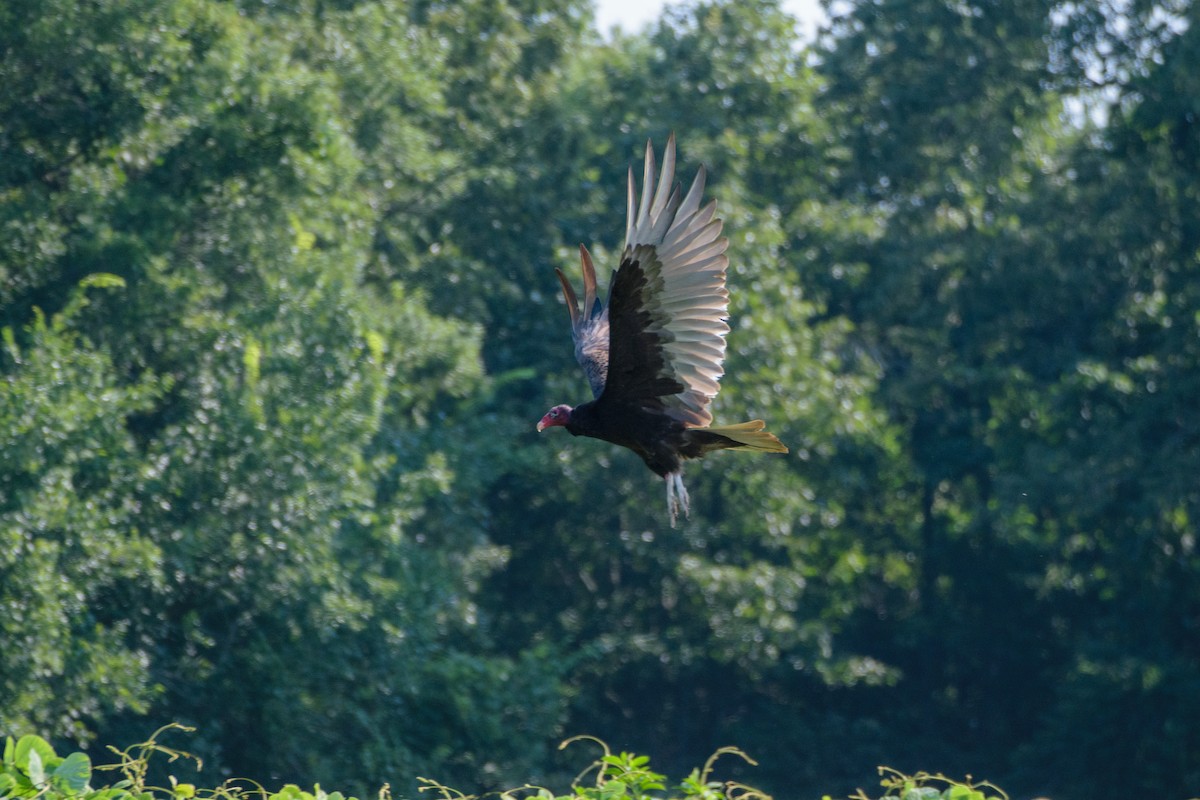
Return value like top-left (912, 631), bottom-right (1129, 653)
top-left (537, 405), bottom-right (570, 432)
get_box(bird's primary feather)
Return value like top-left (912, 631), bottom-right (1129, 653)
top-left (556, 246), bottom-right (609, 398)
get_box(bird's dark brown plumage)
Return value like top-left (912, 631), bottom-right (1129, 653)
top-left (537, 135), bottom-right (787, 525)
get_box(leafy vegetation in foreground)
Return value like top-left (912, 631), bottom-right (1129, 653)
top-left (0, 728), bottom-right (1007, 800)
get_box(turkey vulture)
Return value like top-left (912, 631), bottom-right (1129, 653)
top-left (537, 135), bottom-right (787, 525)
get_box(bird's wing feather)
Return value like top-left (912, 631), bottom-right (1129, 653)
top-left (556, 246), bottom-right (609, 398)
top-left (602, 134), bottom-right (730, 426)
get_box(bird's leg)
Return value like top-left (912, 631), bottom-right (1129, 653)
top-left (665, 475), bottom-right (675, 527)
top-left (665, 471), bottom-right (690, 527)
top-left (675, 472), bottom-right (690, 520)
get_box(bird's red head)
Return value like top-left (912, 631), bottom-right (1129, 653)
top-left (536, 404), bottom-right (572, 432)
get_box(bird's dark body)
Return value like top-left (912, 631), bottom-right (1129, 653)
top-left (566, 399), bottom-right (737, 477)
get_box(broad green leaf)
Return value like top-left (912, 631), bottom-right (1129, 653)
top-left (13, 736), bottom-right (55, 772)
top-left (26, 749), bottom-right (44, 787)
top-left (52, 752), bottom-right (92, 794)
top-left (599, 779), bottom-right (625, 798)
top-left (270, 787), bottom-right (309, 800)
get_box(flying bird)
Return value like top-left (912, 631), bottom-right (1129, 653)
top-left (537, 135), bottom-right (787, 525)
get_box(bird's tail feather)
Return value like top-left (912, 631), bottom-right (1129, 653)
top-left (699, 420), bottom-right (788, 453)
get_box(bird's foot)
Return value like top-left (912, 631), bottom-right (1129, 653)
top-left (665, 471), bottom-right (690, 527)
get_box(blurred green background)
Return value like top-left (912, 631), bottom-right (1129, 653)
top-left (2, 0), bottom-right (1198, 797)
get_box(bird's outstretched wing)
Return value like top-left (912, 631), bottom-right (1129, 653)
top-left (601, 134), bottom-right (730, 426)
top-left (555, 246), bottom-right (609, 399)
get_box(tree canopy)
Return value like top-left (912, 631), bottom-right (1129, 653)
top-left (1, 1), bottom-right (1198, 799)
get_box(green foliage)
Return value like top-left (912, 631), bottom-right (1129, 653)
top-left (849, 768), bottom-right (1006, 800)
top-left (0, 279), bottom-right (165, 741)
top-left (1, 0), bottom-right (562, 792)
top-left (0, 727), bottom-right (366, 800)
top-left (3, 0), bottom-right (1200, 799)
top-left (4, 729), bottom-right (1020, 800)
top-left (269, 787), bottom-right (356, 800)
top-left (2, 735), bottom-right (94, 799)
top-left (418, 737), bottom-right (772, 800)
